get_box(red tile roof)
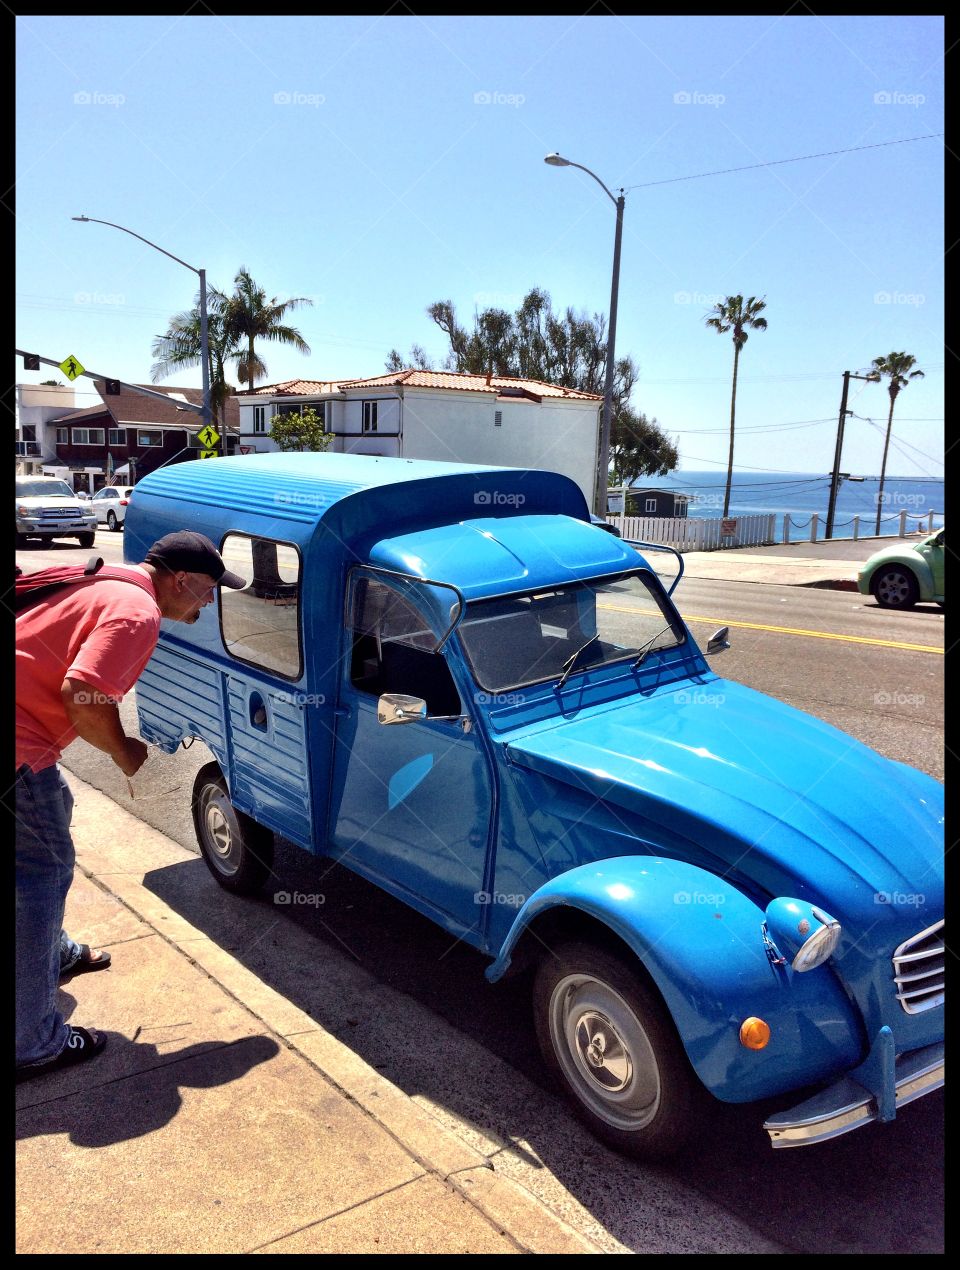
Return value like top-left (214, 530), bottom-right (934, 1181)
top-left (246, 371), bottom-right (600, 402)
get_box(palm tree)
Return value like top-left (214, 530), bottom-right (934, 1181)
top-left (223, 268), bottom-right (312, 393)
top-left (871, 352), bottom-right (925, 534)
top-left (705, 295), bottom-right (768, 518)
top-left (150, 287), bottom-right (239, 433)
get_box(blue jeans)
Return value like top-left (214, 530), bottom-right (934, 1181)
top-left (15, 764), bottom-right (77, 1067)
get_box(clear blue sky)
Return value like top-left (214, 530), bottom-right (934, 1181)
top-left (15, 14), bottom-right (944, 478)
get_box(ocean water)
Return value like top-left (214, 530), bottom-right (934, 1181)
top-left (628, 471), bottom-right (944, 538)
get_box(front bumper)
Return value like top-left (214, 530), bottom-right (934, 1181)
top-left (764, 1039), bottom-right (943, 1148)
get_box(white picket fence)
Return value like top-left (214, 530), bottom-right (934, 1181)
top-left (607, 513), bottom-right (777, 552)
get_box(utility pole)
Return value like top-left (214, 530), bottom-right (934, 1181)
top-left (826, 369), bottom-right (879, 539)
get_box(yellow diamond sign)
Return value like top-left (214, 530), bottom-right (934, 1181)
top-left (59, 354), bottom-right (86, 381)
top-left (197, 424), bottom-right (220, 448)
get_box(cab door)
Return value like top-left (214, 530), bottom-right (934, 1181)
top-left (329, 569), bottom-right (493, 935)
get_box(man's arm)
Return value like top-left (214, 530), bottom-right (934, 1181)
top-left (61, 678), bottom-right (149, 776)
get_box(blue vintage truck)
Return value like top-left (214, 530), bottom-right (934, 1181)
top-left (125, 452), bottom-right (944, 1158)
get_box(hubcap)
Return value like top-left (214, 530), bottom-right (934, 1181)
top-left (549, 973), bottom-right (661, 1130)
top-left (201, 790), bottom-right (239, 874)
top-left (877, 570), bottom-right (911, 605)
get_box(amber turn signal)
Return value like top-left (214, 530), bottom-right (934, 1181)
top-left (739, 1016), bottom-right (771, 1049)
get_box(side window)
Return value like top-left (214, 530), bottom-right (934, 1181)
top-left (348, 576), bottom-right (461, 716)
top-left (219, 534), bottom-right (302, 679)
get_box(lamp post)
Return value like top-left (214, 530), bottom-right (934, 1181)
top-left (826, 369), bottom-right (880, 539)
top-left (545, 153), bottom-right (625, 517)
top-left (71, 216), bottom-right (214, 452)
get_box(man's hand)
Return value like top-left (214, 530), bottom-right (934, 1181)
top-left (116, 736), bottom-right (149, 776)
top-left (61, 677), bottom-right (150, 774)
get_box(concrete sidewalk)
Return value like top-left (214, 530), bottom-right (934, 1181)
top-left (15, 775), bottom-right (600, 1255)
top-left (661, 534), bottom-right (900, 590)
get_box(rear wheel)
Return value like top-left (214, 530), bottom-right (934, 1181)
top-left (533, 941), bottom-right (709, 1158)
top-left (107, 510), bottom-right (119, 531)
top-left (871, 564), bottom-right (919, 609)
top-left (191, 762), bottom-right (274, 895)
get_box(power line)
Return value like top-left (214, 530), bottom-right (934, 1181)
top-left (623, 134), bottom-right (943, 191)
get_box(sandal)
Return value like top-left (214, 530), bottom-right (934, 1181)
top-left (16, 1026), bottom-right (107, 1083)
top-left (60, 944), bottom-right (111, 980)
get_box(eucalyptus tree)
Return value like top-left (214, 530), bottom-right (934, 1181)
top-left (704, 295), bottom-right (768, 518)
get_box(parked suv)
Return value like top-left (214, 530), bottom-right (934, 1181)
top-left (15, 476), bottom-right (98, 548)
top-left (91, 485), bottom-right (136, 531)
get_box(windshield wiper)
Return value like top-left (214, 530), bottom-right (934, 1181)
top-left (632, 622), bottom-right (676, 670)
top-left (557, 634), bottom-right (602, 688)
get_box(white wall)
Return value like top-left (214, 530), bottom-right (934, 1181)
top-left (399, 391), bottom-right (599, 506)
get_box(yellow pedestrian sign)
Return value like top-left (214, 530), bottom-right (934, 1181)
top-left (197, 424), bottom-right (220, 449)
top-left (59, 354), bottom-right (85, 381)
top-left (199, 449), bottom-right (218, 460)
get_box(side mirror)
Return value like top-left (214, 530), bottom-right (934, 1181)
top-left (377, 693), bottom-right (427, 725)
top-left (706, 626), bottom-right (730, 656)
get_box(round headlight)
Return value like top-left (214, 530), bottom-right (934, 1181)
top-left (764, 899), bottom-right (842, 973)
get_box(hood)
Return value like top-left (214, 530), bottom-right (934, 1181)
top-left (16, 494), bottom-right (86, 510)
top-left (505, 679), bottom-right (943, 923)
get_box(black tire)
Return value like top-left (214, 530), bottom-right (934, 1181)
top-left (77, 532), bottom-right (96, 548)
top-left (107, 510), bottom-right (120, 531)
top-left (16, 532), bottom-right (30, 549)
top-left (533, 940), bottom-right (709, 1159)
top-left (871, 564), bottom-right (920, 610)
top-left (191, 762), bottom-right (274, 895)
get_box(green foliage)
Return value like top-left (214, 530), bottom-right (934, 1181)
top-left (870, 352), bottom-right (924, 533)
top-left (267, 405), bottom-right (332, 453)
top-left (704, 294), bottom-right (769, 518)
top-left (223, 268), bottom-right (312, 394)
top-left (388, 287), bottom-right (677, 478)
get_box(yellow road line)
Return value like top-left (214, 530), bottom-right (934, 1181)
top-left (597, 603), bottom-right (943, 654)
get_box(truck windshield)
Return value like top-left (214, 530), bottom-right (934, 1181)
top-left (457, 571), bottom-right (685, 692)
top-left (17, 480), bottom-right (75, 498)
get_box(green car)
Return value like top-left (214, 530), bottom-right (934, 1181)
top-left (857, 529), bottom-right (944, 610)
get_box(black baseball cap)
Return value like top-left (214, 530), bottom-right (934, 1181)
top-left (144, 531), bottom-right (246, 588)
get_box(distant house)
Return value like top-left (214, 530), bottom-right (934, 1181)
top-left (627, 487), bottom-right (690, 518)
top-left (234, 369), bottom-right (602, 507)
top-left (29, 383), bottom-right (240, 494)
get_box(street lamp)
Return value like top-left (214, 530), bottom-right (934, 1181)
top-left (71, 216), bottom-right (214, 450)
top-left (545, 153), bottom-right (625, 517)
top-left (826, 369), bottom-right (880, 538)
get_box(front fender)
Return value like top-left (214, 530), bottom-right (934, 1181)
top-left (488, 856), bottom-right (864, 1103)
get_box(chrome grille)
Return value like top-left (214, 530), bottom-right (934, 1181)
top-left (39, 507), bottom-right (81, 518)
top-left (893, 919), bottom-right (944, 1014)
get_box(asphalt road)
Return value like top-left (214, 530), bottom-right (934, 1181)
top-left (17, 529), bottom-right (944, 1254)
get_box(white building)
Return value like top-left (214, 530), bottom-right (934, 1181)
top-left (15, 384), bottom-right (78, 474)
top-left (235, 370), bottom-right (602, 507)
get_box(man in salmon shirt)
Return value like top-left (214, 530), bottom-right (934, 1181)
top-left (15, 531), bottom-right (245, 1082)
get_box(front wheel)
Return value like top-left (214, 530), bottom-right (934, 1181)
top-left (191, 762), bottom-right (274, 895)
top-left (533, 941), bottom-right (709, 1158)
top-left (77, 531), bottom-right (96, 548)
top-left (16, 531), bottom-right (30, 549)
top-left (871, 564), bottom-right (919, 609)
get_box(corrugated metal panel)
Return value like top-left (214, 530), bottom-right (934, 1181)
top-left (135, 645), bottom-right (226, 757)
top-left (226, 678), bottom-right (312, 845)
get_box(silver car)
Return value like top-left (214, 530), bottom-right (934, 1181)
top-left (15, 476), bottom-right (98, 548)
